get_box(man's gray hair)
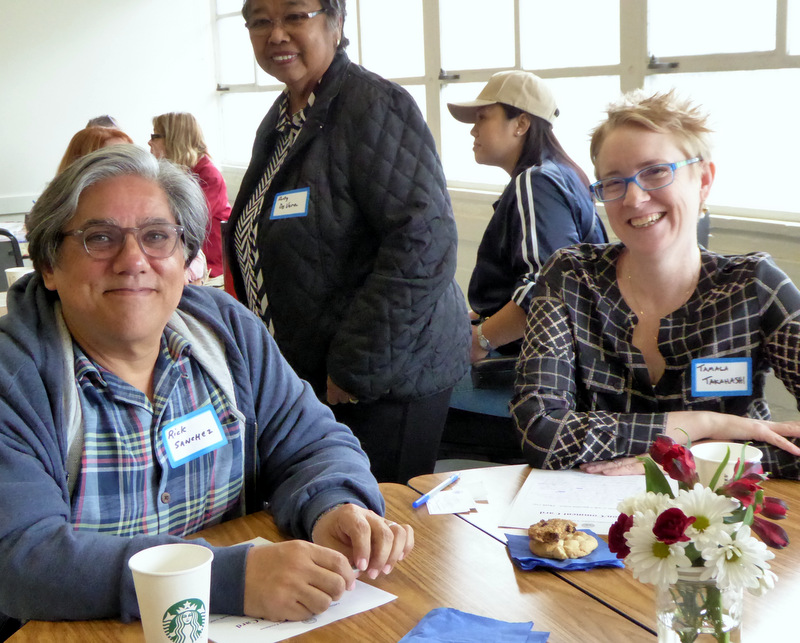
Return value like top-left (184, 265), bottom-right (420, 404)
top-left (27, 144), bottom-right (208, 271)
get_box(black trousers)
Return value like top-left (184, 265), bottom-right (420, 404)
top-left (332, 388), bottom-right (453, 484)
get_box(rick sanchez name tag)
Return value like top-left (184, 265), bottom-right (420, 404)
top-left (270, 187), bottom-right (310, 219)
top-left (691, 358), bottom-right (752, 397)
top-left (162, 404), bottom-right (228, 468)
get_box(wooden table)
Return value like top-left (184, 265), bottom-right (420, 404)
top-left (409, 465), bottom-right (800, 640)
top-left (10, 483), bottom-right (652, 642)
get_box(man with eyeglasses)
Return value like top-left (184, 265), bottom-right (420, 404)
top-left (0, 145), bottom-right (412, 634)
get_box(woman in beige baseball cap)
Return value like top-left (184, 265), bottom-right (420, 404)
top-left (448, 70), bottom-right (607, 364)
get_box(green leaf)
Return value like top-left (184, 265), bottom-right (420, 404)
top-left (709, 447), bottom-right (731, 490)
top-left (641, 456), bottom-right (674, 498)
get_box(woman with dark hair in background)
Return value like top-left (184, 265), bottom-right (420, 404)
top-left (448, 71), bottom-right (607, 363)
top-left (150, 112), bottom-right (231, 279)
top-left (225, 0), bottom-right (470, 483)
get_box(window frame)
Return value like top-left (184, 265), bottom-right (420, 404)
top-left (213, 0), bottom-right (800, 220)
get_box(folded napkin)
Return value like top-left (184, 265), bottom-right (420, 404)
top-left (399, 607), bottom-right (549, 642)
top-left (505, 531), bottom-right (624, 572)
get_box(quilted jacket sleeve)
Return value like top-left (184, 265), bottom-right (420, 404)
top-left (326, 80), bottom-right (468, 400)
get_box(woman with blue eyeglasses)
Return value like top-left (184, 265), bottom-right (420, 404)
top-left (511, 89), bottom-right (800, 479)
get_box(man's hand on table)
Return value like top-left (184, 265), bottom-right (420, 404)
top-left (311, 503), bottom-right (414, 580)
top-left (243, 540), bottom-right (355, 621)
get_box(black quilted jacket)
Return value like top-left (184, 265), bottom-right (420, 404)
top-left (225, 52), bottom-right (470, 402)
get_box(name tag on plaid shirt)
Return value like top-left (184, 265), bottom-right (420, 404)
top-left (691, 358), bottom-right (752, 397)
top-left (162, 404), bottom-right (229, 468)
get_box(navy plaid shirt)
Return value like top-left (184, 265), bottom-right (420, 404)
top-left (512, 244), bottom-right (800, 479)
top-left (70, 327), bottom-right (245, 536)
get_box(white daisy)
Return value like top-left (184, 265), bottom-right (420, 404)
top-left (674, 484), bottom-right (738, 550)
top-left (618, 491), bottom-right (673, 516)
top-left (624, 511), bottom-right (693, 588)
top-left (747, 568), bottom-right (778, 596)
top-left (700, 525), bottom-right (776, 591)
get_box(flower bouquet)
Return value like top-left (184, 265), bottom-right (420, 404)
top-left (608, 436), bottom-right (789, 643)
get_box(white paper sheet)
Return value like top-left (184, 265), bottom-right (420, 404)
top-left (208, 538), bottom-right (397, 642)
top-left (499, 469), bottom-right (646, 535)
top-left (425, 488), bottom-right (477, 514)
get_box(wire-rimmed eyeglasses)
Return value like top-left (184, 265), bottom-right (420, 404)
top-left (61, 223), bottom-right (184, 260)
top-left (245, 8), bottom-right (326, 36)
top-left (590, 158), bottom-right (702, 203)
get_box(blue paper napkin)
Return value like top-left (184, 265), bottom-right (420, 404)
top-left (505, 530), bottom-right (624, 571)
top-left (399, 607), bottom-right (549, 642)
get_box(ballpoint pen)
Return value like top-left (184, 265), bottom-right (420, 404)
top-left (412, 472), bottom-right (461, 508)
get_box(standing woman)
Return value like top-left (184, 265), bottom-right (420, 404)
top-left (149, 113), bottom-right (231, 278)
top-left (224, 0), bottom-right (470, 483)
top-left (448, 71), bottom-right (607, 363)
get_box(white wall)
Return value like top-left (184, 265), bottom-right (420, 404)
top-left (0, 0), bottom-right (221, 215)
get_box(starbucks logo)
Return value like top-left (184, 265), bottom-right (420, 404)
top-left (162, 598), bottom-right (206, 643)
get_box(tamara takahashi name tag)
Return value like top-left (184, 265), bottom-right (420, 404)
top-left (691, 358), bottom-right (752, 397)
top-left (270, 187), bottom-right (310, 219)
top-left (162, 404), bottom-right (228, 468)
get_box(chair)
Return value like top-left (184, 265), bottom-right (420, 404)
top-left (0, 228), bottom-right (24, 292)
top-left (438, 355), bottom-right (526, 465)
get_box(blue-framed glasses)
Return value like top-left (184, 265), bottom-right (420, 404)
top-left (245, 8), bottom-right (326, 36)
top-left (590, 158), bottom-right (702, 203)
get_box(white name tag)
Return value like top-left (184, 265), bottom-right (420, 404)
top-left (691, 358), bottom-right (752, 397)
top-left (270, 187), bottom-right (310, 219)
top-left (162, 404), bottom-right (228, 468)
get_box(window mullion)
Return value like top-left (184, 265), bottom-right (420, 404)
top-left (423, 0), bottom-right (443, 152)
top-left (620, 0), bottom-right (648, 92)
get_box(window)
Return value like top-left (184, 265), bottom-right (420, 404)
top-left (214, 0), bottom-right (800, 219)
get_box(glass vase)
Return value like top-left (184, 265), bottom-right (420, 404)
top-left (655, 567), bottom-right (743, 643)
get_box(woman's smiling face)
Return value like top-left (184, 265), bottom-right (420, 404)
top-left (594, 124), bottom-right (714, 256)
top-left (246, 0), bottom-right (340, 106)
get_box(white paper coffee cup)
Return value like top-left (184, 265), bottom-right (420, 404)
top-left (690, 442), bottom-right (762, 489)
top-left (5, 267), bottom-right (34, 286)
top-left (129, 543), bottom-right (214, 643)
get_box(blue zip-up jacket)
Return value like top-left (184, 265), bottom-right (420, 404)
top-left (0, 275), bottom-right (383, 623)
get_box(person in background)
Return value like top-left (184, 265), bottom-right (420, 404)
top-left (225, 0), bottom-right (470, 483)
top-left (448, 71), bottom-right (607, 363)
top-left (58, 124), bottom-right (208, 284)
top-left (86, 114), bottom-right (122, 129)
top-left (0, 145), bottom-right (412, 634)
top-left (150, 112), bottom-right (231, 279)
top-left (511, 89), bottom-right (800, 478)
top-left (57, 126), bottom-right (133, 174)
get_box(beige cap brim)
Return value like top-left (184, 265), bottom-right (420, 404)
top-left (447, 99), bottom-right (496, 124)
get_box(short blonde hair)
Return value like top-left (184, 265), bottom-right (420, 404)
top-left (152, 112), bottom-right (208, 168)
top-left (589, 89), bottom-right (713, 168)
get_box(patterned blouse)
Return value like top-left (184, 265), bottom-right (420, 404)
top-left (511, 243), bottom-right (800, 479)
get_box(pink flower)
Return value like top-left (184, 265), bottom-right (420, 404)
top-left (719, 476), bottom-right (762, 508)
top-left (648, 436), bottom-right (699, 487)
top-left (759, 496), bottom-right (788, 520)
top-left (608, 513), bottom-right (634, 559)
top-left (751, 515), bottom-right (790, 549)
top-left (652, 507), bottom-right (695, 545)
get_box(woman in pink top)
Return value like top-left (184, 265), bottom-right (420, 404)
top-left (149, 113), bottom-right (231, 278)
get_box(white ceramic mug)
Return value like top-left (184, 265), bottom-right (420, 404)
top-left (690, 442), bottom-right (762, 490)
top-left (128, 543), bottom-right (214, 643)
top-left (5, 266), bottom-right (34, 286)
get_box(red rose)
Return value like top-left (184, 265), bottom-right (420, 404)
top-left (652, 507), bottom-right (694, 545)
top-left (608, 513), bottom-right (634, 559)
